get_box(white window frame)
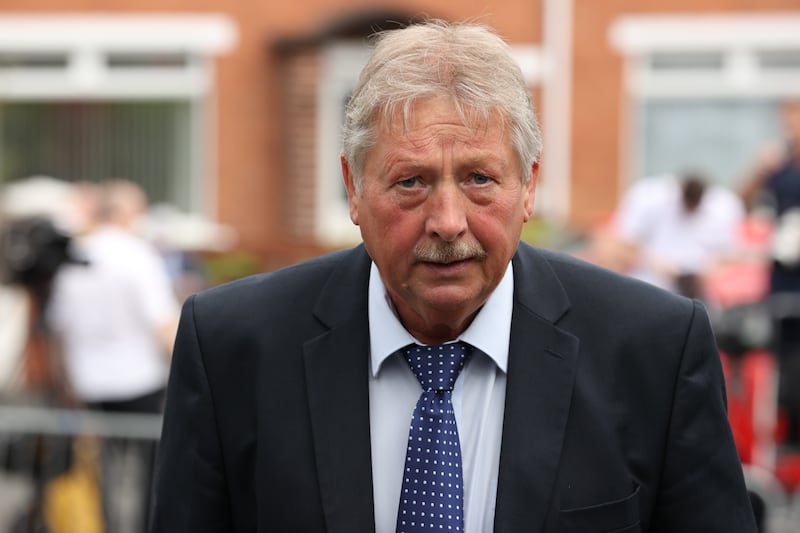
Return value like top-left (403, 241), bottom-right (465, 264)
top-left (0, 14), bottom-right (237, 213)
top-left (315, 41), bottom-right (544, 247)
top-left (315, 43), bottom-right (371, 246)
top-left (609, 13), bottom-right (800, 191)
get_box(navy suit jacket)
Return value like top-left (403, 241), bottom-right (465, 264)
top-left (150, 243), bottom-right (757, 532)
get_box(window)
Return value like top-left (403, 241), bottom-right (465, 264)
top-left (636, 100), bottom-right (781, 186)
top-left (0, 15), bottom-right (236, 213)
top-left (611, 14), bottom-right (800, 189)
top-left (315, 43), bottom-right (371, 246)
top-left (0, 101), bottom-right (194, 209)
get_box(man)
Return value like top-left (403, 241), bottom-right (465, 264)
top-left (48, 180), bottom-right (179, 410)
top-left (47, 180), bottom-right (179, 531)
top-left (150, 21), bottom-right (757, 532)
top-left (606, 172), bottom-right (744, 298)
top-left (740, 98), bottom-right (800, 445)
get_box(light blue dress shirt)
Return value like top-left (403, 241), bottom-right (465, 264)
top-left (368, 261), bottom-right (512, 533)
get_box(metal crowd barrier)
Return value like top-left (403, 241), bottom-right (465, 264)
top-left (0, 406), bottom-right (162, 533)
top-left (711, 292), bottom-right (800, 532)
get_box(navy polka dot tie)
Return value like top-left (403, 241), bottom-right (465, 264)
top-left (396, 342), bottom-right (471, 533)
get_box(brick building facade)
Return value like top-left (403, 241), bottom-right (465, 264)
top-left (0, 1), bottom-right (798, 269)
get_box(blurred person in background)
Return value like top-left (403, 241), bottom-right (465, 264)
top-left (741, 98), bottom-right (800, 293)
top-left (46, 179), bottom-right (179, 409)
top-left (46, 179), bottom-right (179, 531)
top-left (740, 98), bottom-right (800, 446)
top-left (0, 177), bottom-right (87, 399)
top-left (594, 171), bottom-right (745, 300)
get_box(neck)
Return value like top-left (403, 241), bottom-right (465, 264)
top-left (397, 308), bottom-right (480, 345)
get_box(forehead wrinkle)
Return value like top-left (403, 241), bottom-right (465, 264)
top-left (373, 103), bottom-right (513, 175)
top-left (379, 130), bottom-right (444, 166)
top-left (461, 152), bottom-right (510, 172)
top-left (379, 129), bottom-right (511, 175)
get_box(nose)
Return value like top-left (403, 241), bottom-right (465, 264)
top-left (425, 182), bottom-right (467, 242)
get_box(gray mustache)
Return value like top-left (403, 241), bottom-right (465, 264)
top-left (413, 241), bottom-right (487, 263)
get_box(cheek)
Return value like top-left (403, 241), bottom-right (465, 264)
top-left (471, 198), bottom-right (525, 234)
top-left (365, 205), bottom-right (421, 249)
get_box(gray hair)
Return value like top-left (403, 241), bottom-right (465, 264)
top-left (341, 20), bottom-right (542, 191)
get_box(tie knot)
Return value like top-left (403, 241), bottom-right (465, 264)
top-left (403, 342), bottom-right (470, 392)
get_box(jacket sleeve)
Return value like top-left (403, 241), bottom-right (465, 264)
top-left (650, 300), bottom-right (758, 532)
top-left (150, 295), bottom-right (233, 532)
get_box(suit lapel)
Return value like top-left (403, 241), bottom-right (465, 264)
top-left (303, 246), bottom-right (376, 533)
top-left (494, 245), bottom-right (580, 533)
top-left (300, 244), bottom-right (579, 533)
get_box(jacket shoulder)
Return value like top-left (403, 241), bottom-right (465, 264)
top-left (517, 243), bottom-right (695, 319)
top-left (191, 245), bottom-right (367, 320)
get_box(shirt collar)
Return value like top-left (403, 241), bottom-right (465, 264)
top-left (368, 261), bottom-right (513, 377)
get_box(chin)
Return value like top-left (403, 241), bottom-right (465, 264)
top-left (419, 289), bottom-right (485, 314)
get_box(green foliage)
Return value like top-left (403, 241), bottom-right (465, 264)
top-left (520, 217), bottom-right (584, 253)
top-left (202, 251), bottom-right (263, 286)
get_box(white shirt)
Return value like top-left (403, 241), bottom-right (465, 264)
top-left (47, 225), bottom-right (179, 401)
top-left (614, 174), bottom-right (745, 292)
top-left (368, 262), bottom-right (512, 533)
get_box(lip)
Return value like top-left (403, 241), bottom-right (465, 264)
top-left (419, 258), bottom-right (472, 275)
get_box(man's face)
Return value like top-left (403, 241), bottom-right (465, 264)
top-left (342, 96), bottom-right (537, 342)
top-left (783, 101), bottom-right (800, 145)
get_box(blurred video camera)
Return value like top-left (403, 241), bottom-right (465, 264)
top-left (0, 217), bottom-right (85, 295)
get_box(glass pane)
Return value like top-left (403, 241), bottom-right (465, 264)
top-left (757, 49), bottom-right (800, 71)
top-left (649, 51), bottom-right (724, 71)
top-left (636, 100), bottom-right (782, 187)
top-left (106, 53), bottom-right (190, 69)
top-left (0, 53), bottom-right (68, 69)
top-left (0, 101), bottom-right (193, 210)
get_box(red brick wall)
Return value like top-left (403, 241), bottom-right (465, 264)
top-left (11, 1), bottom-right (798, 265)
top-left (280, 50), bottom-right (321, 242)
top-left (0, 0), bottom-right (544, 266)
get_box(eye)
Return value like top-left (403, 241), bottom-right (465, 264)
top-left (398, 177), bottom-right (420, 188)
top-left (471, 173), bottom-right (491, 185)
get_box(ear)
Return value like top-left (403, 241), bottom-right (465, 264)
top-left (341, 155), bottom-right (360, 225)
top-left (522, 161), bottom-right (539, 222)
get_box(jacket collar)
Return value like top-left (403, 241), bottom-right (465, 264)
top-left (304, 243), bottom-right (579, 533)
top-left (304, 245), bottom-right (376, 532)
top-left (495, 243), bottom-right (580, 533)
